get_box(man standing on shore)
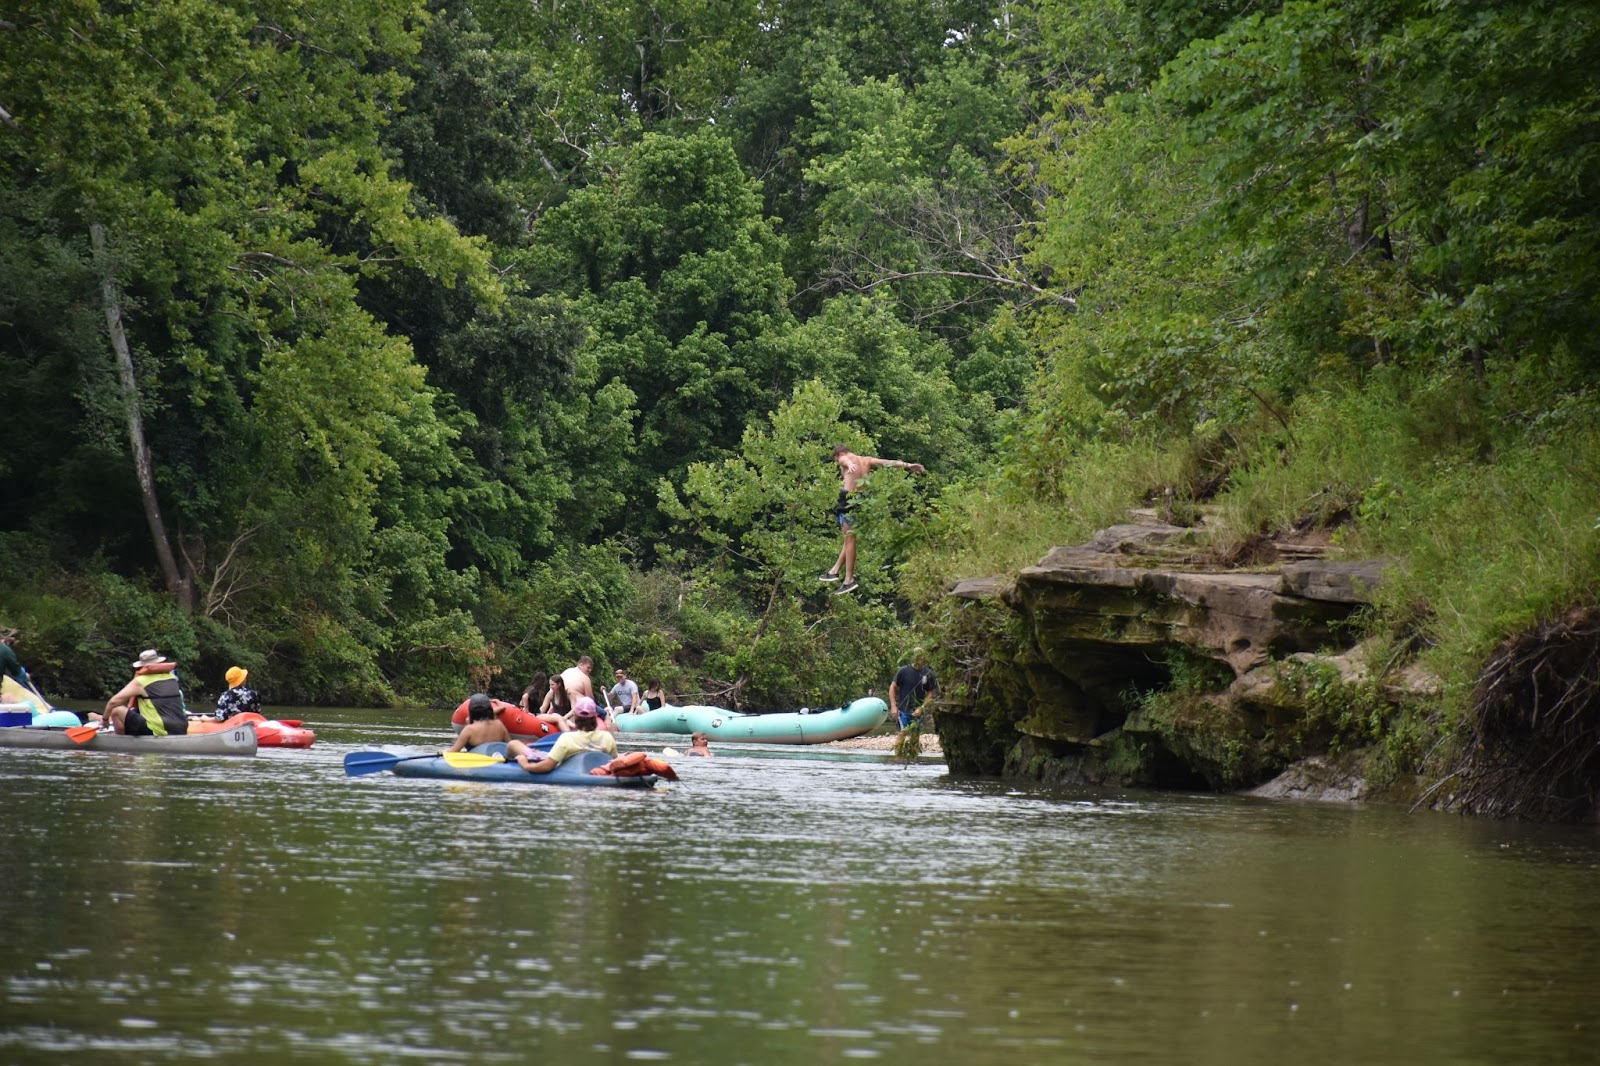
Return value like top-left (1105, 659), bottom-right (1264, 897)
top-left (889, 648), bottom-right (938, 734)
top-left (819, 444), bottom-right (924, 596)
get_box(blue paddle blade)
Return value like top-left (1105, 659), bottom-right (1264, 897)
top-left (344, 750), bottom-right (409, 776)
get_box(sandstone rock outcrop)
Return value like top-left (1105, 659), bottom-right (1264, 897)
top-left (939, 522), bottom-right (1410, 792)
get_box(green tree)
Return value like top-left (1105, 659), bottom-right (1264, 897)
top-left (661, 380), bottom-right (916, 706)
top-left (801, 55), bottom-right (1043, 332)
top-left (527, 128), bottom-right (794, 534)
top-left (0, 1), bottom-right (504, 699)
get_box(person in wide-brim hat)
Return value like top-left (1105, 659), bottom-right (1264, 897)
top-left (105, 651), bottom-right (189, 736)
top-left (131, 648), bottom-right (173, 670)
top-left (213, 665), bottom-right (261, 722)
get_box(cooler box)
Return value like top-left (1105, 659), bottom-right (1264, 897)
top-left (0, 702), bottom-right (32, 727)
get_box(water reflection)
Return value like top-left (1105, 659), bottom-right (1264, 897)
top-left (0, 707), bottom-right (1597, 1064)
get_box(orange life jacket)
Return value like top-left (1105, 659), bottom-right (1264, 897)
top-left (589, 751), bottom-right (679, 781)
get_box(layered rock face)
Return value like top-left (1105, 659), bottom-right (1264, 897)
top-left (939, 522), bottom-right (1404, 792)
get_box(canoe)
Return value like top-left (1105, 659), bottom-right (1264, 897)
top-left (390, 743), bottom-right (659, 786)
top-left (0, 722), bottom-right (258, 756)
top-left (188, 712), bottom-right (315, 748)
top-left (614, 696), bottom-right (888, 744)
top-left (448, 699), bottom-right (564, 743)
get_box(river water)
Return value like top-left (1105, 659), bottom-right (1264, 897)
top-left (1, 706), bottom-right (1597, 1065)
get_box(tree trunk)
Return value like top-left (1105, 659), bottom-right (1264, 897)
top-left (90, 222), bottom-right (193, 613)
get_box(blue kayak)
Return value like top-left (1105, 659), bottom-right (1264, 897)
top-left (389, 743), bottom-right (661, 787)
top-left (615, 696), bottom-right (887, 743)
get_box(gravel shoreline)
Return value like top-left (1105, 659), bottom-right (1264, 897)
top-left (825, 732), bottom-right (943, 755)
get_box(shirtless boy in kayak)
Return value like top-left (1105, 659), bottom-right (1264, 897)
top-left (444, 693), bottom-right (511, 754)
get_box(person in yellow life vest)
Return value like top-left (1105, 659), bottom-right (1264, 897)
top-left (103, 649), bottom-right (190, 736)
top-left (507, 697), bottom-right (615, 772)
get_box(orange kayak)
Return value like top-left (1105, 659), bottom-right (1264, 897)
top-left (449, 698), bottom-right (562, 742)
top-left (189, 712), bottom-right (315, 748)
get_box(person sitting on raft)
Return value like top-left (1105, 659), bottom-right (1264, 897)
top-left (608, 667), bottom-right (641, 714)
top-left (539, 673), bottom-right (572, 722)
top-left (642, 680), bottom-right (667, 711)
top-left (444, 693), bottom-right (511, 753)
top-left (103, 649), bottom-right (190, 736)
top-left (209, 666), bottom-right (261, 721)
top-left (508, 697), bottom-right (615, 773)
top-left (522, 674), bottom-right (571, 732)
top-left (684, 731), bottom-right (712, 757)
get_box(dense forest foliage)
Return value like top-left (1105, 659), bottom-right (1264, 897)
top-left (2, 1), bottom-right (1596, 718)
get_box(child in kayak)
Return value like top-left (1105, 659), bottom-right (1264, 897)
top-left (444, 693), bottom-right (511, 753)
top-left (684, 732), bottom-right (713, 757)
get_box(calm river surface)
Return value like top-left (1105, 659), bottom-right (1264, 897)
top-left (1, 706), bottom-right (1597, 1065)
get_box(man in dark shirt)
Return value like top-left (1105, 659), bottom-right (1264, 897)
top-left (890, 647), bottom-right (938, 732)
top-left (0, 629), bottom-right (32, 691)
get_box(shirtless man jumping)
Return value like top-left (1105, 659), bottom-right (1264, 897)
top-left (819, 444), bottom-right (925, 596)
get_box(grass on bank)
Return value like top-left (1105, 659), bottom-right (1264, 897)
top-left (909, 370), bottom-right (1600, 728)
top-left (902, 433), bottom-right (1196, 600)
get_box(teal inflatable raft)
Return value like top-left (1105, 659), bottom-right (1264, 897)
top-left (378, 743), bottom-right (661, 787)
top-left (615, 696), bottom-right (887, 744)
top-left (1, 681), bottom-right (86, 728)
top-left (0, 704), bottom-right (81, 729)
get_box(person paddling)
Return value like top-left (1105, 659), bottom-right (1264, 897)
top-left (103, 649), bottom-right (190, 736)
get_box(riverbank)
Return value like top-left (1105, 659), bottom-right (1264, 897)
top-left (827, 731), bottom-right (943, 756)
